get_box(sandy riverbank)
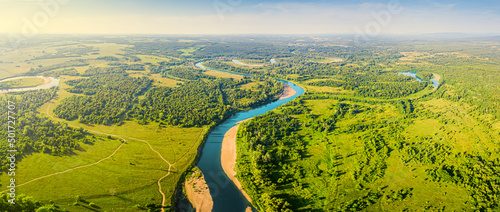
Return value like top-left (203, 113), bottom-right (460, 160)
top-left (432, 73), bottom-right (442, 91)
top-left (316, 59), bottom-right (345, 63)
top-left (232, 60), bottom-right (264, 67)
top-left (279, 83), bottom-right (296, 100)
top-left (184, 168), bottom-right (213, 212)
top-left (433, 73), bottom-right (442, 82)
top-left (221, 124), bottom-right (253, 205)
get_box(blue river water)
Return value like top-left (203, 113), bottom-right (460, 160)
top-left (398, 72), bottom-right (440, 88)
top-left (194, 62), bottom-right (305, 211)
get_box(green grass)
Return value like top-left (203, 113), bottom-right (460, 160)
top-left (203, 70), bottom-right (245, 80)
top-left (238, 96), bottom-right (495, 211)
top-left (177, 47), bottom-right (198, 56)
top-left (0, 43), bottom-right (129, 79)
top-left (239, 81), bottom-right (264, 91)
top-left (150, 74), bottom-right (183, 87)
top-left (23, 108), bottom-right (206, 211)
top-left (236, 59), bottom-right (266, 65)
top-left (302, 82), bottom-right (436, 102)
top-left (5, 139), bottom-right (167, 211)
top-left (136, 54), bottom-right (179, 63)
top-left (0, 75), bottom-right (209, 211)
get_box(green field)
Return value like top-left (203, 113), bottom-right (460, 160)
top-left (0, 40), bottom-right (210, 211)
top-left (236, 59), bottom-right (267, 65)
top-left (236, 94), bottom-right (499, 211)
top-left (177, 47), bottom-right (198, 56)
top-left (0, 37), bottom-right (284, 211)
top-left (0, 76), bottom-right (208, 211)
top-left (1, 35), bottom-right (499, 211)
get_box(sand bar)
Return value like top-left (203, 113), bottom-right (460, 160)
top-left (0, 76), bottom-right (59, 93)
top-left (279, 83), bottom-right (296, 100)
top-left (184, 168), bottom-right (213, 212)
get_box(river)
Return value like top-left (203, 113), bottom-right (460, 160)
top-left (398, 72), bottom-right (440, 88)
top-left (185, 62), bottom-right (305, 211)
top-left (0, 76), bottom-right (60, 93)
top-left (196, 62), bottom-right (253, 77)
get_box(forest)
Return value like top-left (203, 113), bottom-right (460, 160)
top-left (0, 88), bottom-right (99, 172)
top-left (132, 77), bottom-right (282, 127)
top-left (52, 64), bottom-right (283, 127)
top-left (0, 193), bottom-right (67, 212)
top-left (236, 93), bottom-right (500, 211)
top-left (308, 73), bottom-right (431, 99)
top-left (54, 70), bottom-right (152, 125)
top-left (0, 35), bottom-right (498, 211)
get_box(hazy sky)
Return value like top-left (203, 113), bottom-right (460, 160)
top-left (1, 0), bottom-right (499, 35)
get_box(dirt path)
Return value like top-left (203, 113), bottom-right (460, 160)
top-left (118, 133), bottom-right (173, 212)
top-left (18, 102), bottom-right (174, 212)
top-left (0, 140), bottom-right (125, 193)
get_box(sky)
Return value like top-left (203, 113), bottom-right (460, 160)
top-left (0, 0), bottom-right (499, 35)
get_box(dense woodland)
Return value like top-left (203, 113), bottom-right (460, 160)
top-left (237, 94), bottom-right (500, 211)
top-left (54, 70), bottom-right (152, 125)
top-left (26, 60), bottom-right (89, 76)
top-left (52, 65), bottom-right (282, 127)
top-left (0, 89), bottom-right (97, 172)
top-left (133, 77), bottom-right (282, 127)
top-left (308, 73), bottom-right (432, 98)
top-left (0, 193), bottom-right (67, 212)
top-left (163, 67), bottom-right (215, 81)
top-left (32, 45), bottom-right (97, 61)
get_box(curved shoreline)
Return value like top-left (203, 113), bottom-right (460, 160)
top-left (432, 73), bottom-right (442, 91)
top-left (0, 76), bottom-right (60, 93)
top-left (279, 83), bottom-right (296, 100)
top-left (219, 85), bottom-right (298, 210)
top-left (232, 60), bottom-right (264, 67)
top-left (193, 61), bottom-right (305, 211)
top-left (221, 124), bottom-right (253, 204)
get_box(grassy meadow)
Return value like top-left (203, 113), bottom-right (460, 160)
top-left (0, 41), bottom-right (210, 211)
top-left (0, 77), bottom-right (45, 88)
top-left (237, 94), bottom-right (499, 211)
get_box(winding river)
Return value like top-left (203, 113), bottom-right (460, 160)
top-left (0, 76), bottom-right (60, 93)
top-left (398, 72), bottom-right (440, 88)
top-left (191, 62), bottom-right (305, 211)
